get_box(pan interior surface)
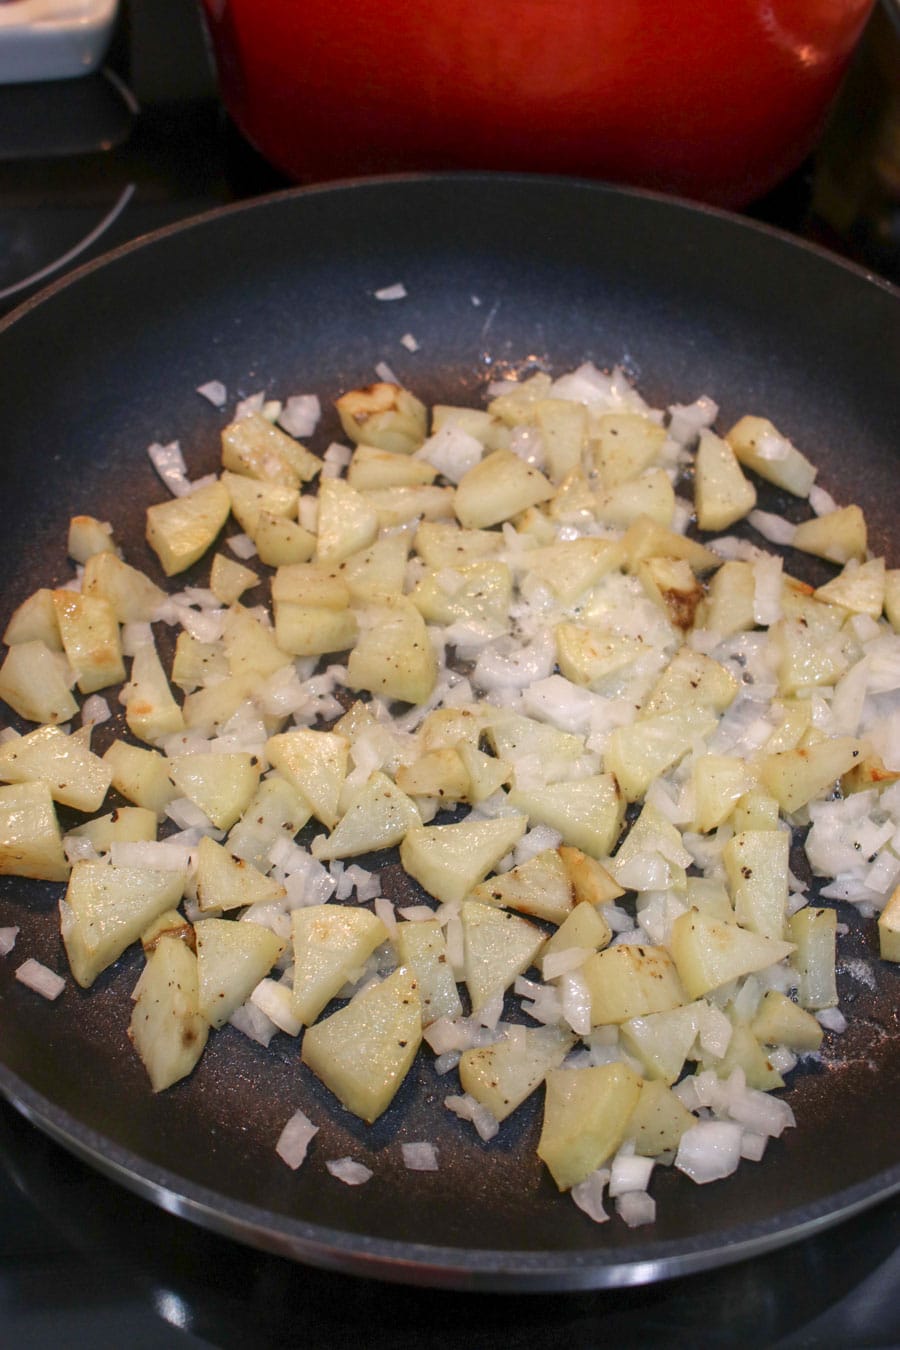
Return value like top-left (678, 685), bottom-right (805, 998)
top-left (0, 175), bottom-right (897, 1289)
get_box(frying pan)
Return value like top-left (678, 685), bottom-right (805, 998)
top-left (0, 175), bottom-right (898, 1292)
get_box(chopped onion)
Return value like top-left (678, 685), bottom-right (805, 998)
top-left (196, 379), bottom-right (227, 408)
top-left (0, 926), bottom-right (19, 956)
top-left (276, 1109), bottom-right (318, 1169)
top-left (326, 1157), bottom-right (373, 1185)
top-left (401, 1141), bottom-right (439, 1171)
top-left (675, 1121), bottom-right (744, 1184)
top-left (374, 282), bottom-right (407, 301)
top-left (615, 1192), bottom-right (657, 1228)
top-left (16, 958), bottom-right (65, 1001)
top-left (570, 1168), bottom-right (611, 1223)
top-left (277, 394), bottom-right (321, 438)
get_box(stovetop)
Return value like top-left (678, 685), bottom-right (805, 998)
top-left (0, 3), bottom-right (898, 1347)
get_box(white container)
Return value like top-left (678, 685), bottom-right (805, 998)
top-left (0, 0), bottom-right (118, 84)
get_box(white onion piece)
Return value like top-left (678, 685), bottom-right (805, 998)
top-left (276, 1109), bottom-right (318, 1169)
top-left (374, 282), bottom-right (407, 300)
top-left (401, 1142), bottom-right (439, 1171)
top-left (615, 1191), bottom-right (657, 1228)
top-left (16, 959), bottom-right (65, 1000)
top-left (326, 1158), bottom-right (373, 1185)
top-left (570, 1168), bottom-right (611, 1223)
top-left (0, 926), bottom-right (19, 956)
top-left (675, 1121), bottom-right (743, 1184)
top-left (277, 394), bottom-right (321, 438)
top-left (196, 380), bottom-right (227, 408)
top-left (608, 1152), bottom-right (654, 1196)
top-left (443, 1093), bottom-right (499, 1141)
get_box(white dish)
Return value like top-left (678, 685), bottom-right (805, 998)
top-left (0, 0), bottom-right (117, 84)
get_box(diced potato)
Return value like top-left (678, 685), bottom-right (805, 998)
top-left (315, 478), bottom-right (379, 564)
top-left (103, 739), bottom-right (176, 815)
top-left (610, 801), bottom-right (689, 893)
top-left (146, 479), bottom-right (231, 576)
top-left (121, 641), bottom-right (184, 743)
top-left (221, 470), bottom-right (298, 537)
top-left (731, 790), bottom-right (780, 832)
top-left (684, 876), bottom-right (735, 922)
top-left (554, 623), bottom-right (644, 690)
top-left (700, 559), bottom-right (756, 636)
top-left (222, 606), bottom-right (291, 681)
top-left (791, 506), bottom-right (867, 565)
top-left (226, 772), bottom-right (312, 868)
top-left (266, 728), bottom-right (348, 830)
top-left (52, 590), bottom-right (124, 695)
top-left (2, 589), bottom-right (62, 650)
top-left (431, 404), bottom-right (508, 451)
top-left (694, 430), bottom-right (756, 530)
top-left (70, 806), bottom-right (157, 852)
top-left (758, 737), bottom-right (862, 814)
top-left (0, 780), bottom-right (69, 881)
top-left (395, 747), bottom-right (470, 803)
top-left (361, 484), bottom-right (456, 528)
top-left (335, 383), bottom-right (428, 454)
top-left (347, 444), bottom-right (437, 489)
top-left (460, 1024), bottom-right (575, 1121)
top-left (456, 742), bottom-right (511, 803)
top-left (621, 516), bottom-right (720, 573)
top-left (723, 829), bottom-right (789, 941)
top-left (67, 514), bottom-right (116, 563)
top-left (788, 905), bottom-right (837, 1009)
top-left (167, 752), bottom-right (261, 831)
top-left (460, 899), bottom-right (546, 1011)
top-left (411, 560), bottom-right (512, 629)
top-left (141, 908), bottom-right (194, 956)
top-left (470, 847), bottom-right (574, 925)
top-left (82, 551), bottom-right (165, 623)
top-left (340, 532), bottom-right (411, 604)
top-left (515, 537), bottom-right (623, 605)
top-left (558, 846), bottom-right (624, 906)
top-left (620, 1001), bottom-right (705, 1084)
top-left (625, 1078), bottom-right (695, 1156)
top-left (0, 724), bottom-right (110, 814)
top-left (61, 860), bottom-right (186, 987)
top-left (700, 1022), bottom-right (784, 1091)
top-left (594, 468), bottom-right (676, 529)
top-left (591, 412), bottom-right (666, 487)
top-left (0, 640), bottom-right (79, 725)
top-left (300, 965), bottom-right (423, 1123)
top-left (393, 919), bottom-right (460, 1025)
top-left (195, 917), bottom-right (286, 1027)
top-left (750, 989), bottom-right (823, 1051)
top-left (221, 410), bottom-right (321, 484)
top-left (643, 646), bottom-right (738, 717)
top-left (209, 552), bottom-right (260, 605)
top-left (636, 555), bottom-right (705, 631)
top-left (414, 520), bottom-right (503, 569)
top-left (454, 449), bottom-right (554, 529)
top-left (170, 632), bottom-right (228, 692)
top-left (538, 1062), bottom-right (643, 1190)
top-left (692, 755), bottom-right (757, 833)
top-left (508, 774), bottom-right (625, 858)
top-left (129, 936), bottom-right (209, 1091)
top-left (181, 674), bottom-right (257, 732)
top-left (535, 399), bottom-right (588, 482)
top-left (771, 616), bottom-right (850, 696)
top-left (194, 835), bottom-right (286, 913)
top-left (347, 597), bottom-right (437, 705)
top-left (540, 901), bottom-right (611, 968)
top-left (669, 909), bottom-right (795, 1000)
top-left (814, 557), bottom-right (885, 617)
top-left (877, 885), bottom-right (900, 962)
top-left (254, 512), bottom-right (316, 567)
top-left (583, 944), bottom-right (687, 1024)
top-left (487, 372), bottom-right (553, 426)
top-left (724, 415), bottom-right (816, 497)
top-left (311, 770), bottom-right (422, 861)
top-left (274, 601), bottom-right (358, 658)
top-left (400, 815), bottom-right (528, 906)
top-left (291, 904), bottom-right (388, 1025)
top-left (604, 706), bottom-right (718, 802)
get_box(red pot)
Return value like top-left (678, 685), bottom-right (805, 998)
top-left (199, 0), bottom-right (875, 207)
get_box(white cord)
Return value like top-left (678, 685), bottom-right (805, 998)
top-left (0, 181), bottom-right (136, 304)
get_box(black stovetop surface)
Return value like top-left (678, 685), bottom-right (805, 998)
top-left (0, 3), bottom-right (898, 1346)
